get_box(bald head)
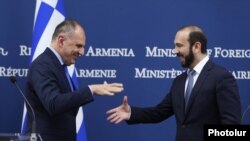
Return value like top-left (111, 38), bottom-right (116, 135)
top-left (178, 25), bottom-right (203, 33)
top-left (51, 20), bottom-right (86, 66)
top-left (52, 20), bottom-right (85, 41)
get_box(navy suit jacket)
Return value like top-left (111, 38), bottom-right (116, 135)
top-left (127, 60), bottom-right (241, 141)
top-left (25, 48), bottom-right (93, 141)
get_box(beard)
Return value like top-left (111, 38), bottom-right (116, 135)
top-left (178, 47), bottom-right (194, 68)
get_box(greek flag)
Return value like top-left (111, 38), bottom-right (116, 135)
top-left (21, 0), bottom-right (88, 140)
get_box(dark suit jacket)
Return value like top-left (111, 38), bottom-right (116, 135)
top-left (127, 60), bottom-right (241, 141)
top-left (25, 48), bottom-right (93, 141)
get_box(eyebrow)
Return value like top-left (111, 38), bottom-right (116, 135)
top-left (175, 43), bottom-right (183, 47)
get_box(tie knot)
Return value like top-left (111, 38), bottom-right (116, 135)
top-left (63, 64), bottom-right (70, 74)
top-left (188, 69), bottom-right (195, 76)
top-left (62, 64), bottom-right (67, 68)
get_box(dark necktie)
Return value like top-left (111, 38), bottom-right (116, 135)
top-left (185, 70), bottom-right (195, 111)
top-left (63, 65), bottom-right (75, 91)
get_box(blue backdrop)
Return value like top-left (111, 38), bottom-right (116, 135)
top-left (0, 0), bottom-right (249, 141)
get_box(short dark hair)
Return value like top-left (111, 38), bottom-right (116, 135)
top-left (189, 31), bottom-right (207, 54)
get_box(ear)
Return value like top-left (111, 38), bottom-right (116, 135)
top-left (193, 42), bottom-right (201, 53)
top-left (57, 35), bottom-right (64, 48)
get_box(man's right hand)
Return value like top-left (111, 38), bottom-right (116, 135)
top-left (90, 81), bottom-right (124, 96)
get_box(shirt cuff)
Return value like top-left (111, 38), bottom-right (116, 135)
top-left (127, 105), bottom-right (131, 120)
top-left (88, 85), bottom-right (93, 95)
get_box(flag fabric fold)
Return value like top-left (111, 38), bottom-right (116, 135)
top-left (22, 0), bottom-right (87, 140)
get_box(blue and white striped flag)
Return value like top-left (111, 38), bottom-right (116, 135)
top-left (22, 0), bottom-right (88, 140)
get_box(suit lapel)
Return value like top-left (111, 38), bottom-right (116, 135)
top-left (184, 61), bottom-right (213, 116)
top-left (177, 73), bottom-right (188, 122)
top-left (45, 48), bottom-right (72, 92)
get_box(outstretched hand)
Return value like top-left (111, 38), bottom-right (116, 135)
top-left (90, 81), bottom-right (124, 96)
top-left (106, 96), bottom-right (131, 124)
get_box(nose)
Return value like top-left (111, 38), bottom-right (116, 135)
top-left (172, 48), bottom-right (178, 55)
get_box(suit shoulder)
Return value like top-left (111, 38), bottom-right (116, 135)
top-left (30, 53), bottom-right (49, 68)
top-left (209, 62), bottom-right (235, 81)
top-left (211, 62), bottom-right (231, 73)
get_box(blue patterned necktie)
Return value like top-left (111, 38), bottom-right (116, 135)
top-left (63, 65), bottom-right (75, 91)
top-left (185, 70), bottom-right (195, 112)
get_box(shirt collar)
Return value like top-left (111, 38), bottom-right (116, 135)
top-left (188, 55), bottom-right (209, 74)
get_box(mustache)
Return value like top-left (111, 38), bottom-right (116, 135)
top-left (176, 52), bottom-right (182, 57)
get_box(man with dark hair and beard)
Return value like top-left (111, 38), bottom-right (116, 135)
top-left (106, 25), bottom-right (241, 141)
